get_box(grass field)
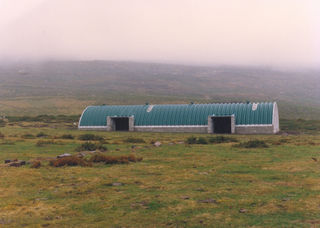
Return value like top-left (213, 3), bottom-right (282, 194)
top-left (0, 120), bottom-right (320, 227)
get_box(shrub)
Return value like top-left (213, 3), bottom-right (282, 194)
top-left (186, 136), bottom-right (197, 144)
top-left (22, 134), bottom-right (35, 139)
top-left (49, 156), bottom-right (91, 167)
top-left (0, 132), bottom-right (4, 139)
top-left (36, 132), bottom-right (48, 138)
top-left (197, 137), bottom-right (208, 144)
top-left (89, 153), bottom-right (143, 164)
top-left (61, 134), bottom-right (74, 139)
top-left (78, 134), bottom-right (104, 141)
top-left (186, 136), bottom-right (208, 144)
top-left (124, 137), bottom-right (146, 143)
top-left (208, 136), bottom-right (238, 144)
top-left (31, 161), bottom-right (41, 168)
top-left (75, 142), bottom-right (107, 152)
top-left (235, 140), bottom-right (269, 148)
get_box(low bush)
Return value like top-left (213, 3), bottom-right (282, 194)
top-left (235, 140), bottom-right (269, 148)
top-left (36, 132), bottom-right (48, 138)
top-left (61, 134), bottom-right (74, 139)
top-left (208, 136), bottom-right (238, 144)
top-left (31, 161), bottom-right (41, 168)
top-left (89, 153), bottom-right (143, 164)
top-left (197, 137), bottom-right (208, 144)
top-left (186, 136), bottom-right (208, 144)
top-left (186, 136), bottom-right (197, 144)
top-left (124, 137), bottom-right (146, 143)
top-left (22, 134), bottom-right (35, 139)
top-left (78, 134), bottom-right (104, 141)
top-left (75, 142), bottom-right (107, 152)
top-left (49, 156), bottom-right (91, 167)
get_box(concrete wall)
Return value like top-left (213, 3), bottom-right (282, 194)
top-left (235, 125), bottom-right (274, 134)
top-left (134, 126), bottom-right (208, 133)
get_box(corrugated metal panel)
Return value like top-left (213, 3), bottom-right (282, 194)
top-left (79, 102), bottom-right (275, 127)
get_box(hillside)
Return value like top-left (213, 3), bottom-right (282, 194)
top-left (0, 61), bottom-right (319, 119)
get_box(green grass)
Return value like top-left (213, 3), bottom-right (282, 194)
top-left (0, 121), bottom-right (320, 227)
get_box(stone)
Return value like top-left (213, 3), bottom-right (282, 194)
top-left (312, 157), bottom-right (317, 162)
top-left (112, 182), bottom-right (123, 186)
top-left (8, 160), bottom-right (26, 167)
top-left (154, 141), bottom-right (161, 147)
top-left (57, 153), bottom-right (72, 158)
top-left (239, 208), bottom-right (247, 213)
top-left (181, 196), bottom-right (190, 200)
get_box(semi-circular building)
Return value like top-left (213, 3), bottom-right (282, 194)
top-left (78, 102), bottom-right (279, 134)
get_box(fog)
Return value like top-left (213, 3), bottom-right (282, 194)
top-left (0, 0), bottom-right (319, 67)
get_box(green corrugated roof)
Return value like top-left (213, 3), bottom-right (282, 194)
top-left (79, 102), bottom-right (275, 127)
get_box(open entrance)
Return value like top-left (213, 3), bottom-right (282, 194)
top-left (212, 116), bottom-right (231, 134)
top-left (113, 117), bottom-right (129, 131)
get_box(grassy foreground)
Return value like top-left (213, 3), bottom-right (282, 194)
top-left (0, 121), bottom-right (320, 227)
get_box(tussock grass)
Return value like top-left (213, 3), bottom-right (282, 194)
top-left (30, 161), bottom-right (41, 168)
top-left (36, 140), bottom-right (63, 147)
top-left (123, 137), bottom-right (146, 143)
top-left (21, 134), bottom-right (35, 139)
top-left (234, 139), bottom-right (269, 148)
top-left (89, 153), bottom-right (143, 164)
top-left (78, 134), bottom-right (104, 141)
top-left (75, 142), bottom-right (107, 152)
top-left (208, 136), bottom-right (238, 143)
top-left (36, 132), bottom-right (48, 138)
top-left (49, 156), bottom-right (91, 167)
top-left (60, 134), bottom-right (74, 139)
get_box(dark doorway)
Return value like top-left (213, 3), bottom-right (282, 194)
top-left (114, 117), bottom-right (129, 131)
top-left (212, 116), bottom-right (231, 134)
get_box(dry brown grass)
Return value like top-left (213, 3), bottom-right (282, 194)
top-left (49, 156), bottom-right (91, 167)
top-left (89, 153), bottom-right (143, 164)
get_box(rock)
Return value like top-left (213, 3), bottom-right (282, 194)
top-left (4, 159), bottom-right (11, 164)
top-left (131, 145), bottom-right (136, 149)
top-left (312, 157), bottom-right (317, 162)
top-left (181, 196), bottom-right (190, 200)
top-left (57, 153), bottom-right (72, 158)
top-left (20, 161), bottom-right (26, 165)
top-left (154, 141), bottom-right (161, 147)
top-left (112, 182), bottom-right (123, 186)
top-left (239, 208), bottom-right (247, 213)
top-left (199, 172), bottom-right (209, 175)
top-left (198, 198), bottom-right (217, 204)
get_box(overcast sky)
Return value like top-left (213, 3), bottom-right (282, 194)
top-left (0, 0), bottom-right (319, 67)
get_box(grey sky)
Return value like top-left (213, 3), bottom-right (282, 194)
top-left (0, 0), bottom-right (319, 67)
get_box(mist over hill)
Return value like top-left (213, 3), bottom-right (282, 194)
top-left (0, 61), bottom-right (319, 119)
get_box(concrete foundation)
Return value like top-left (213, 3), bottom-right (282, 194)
top-left (134, 126), bottom-right (208, 133)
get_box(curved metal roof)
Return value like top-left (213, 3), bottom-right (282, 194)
top-left (79, 102), bottom-right (275, 127)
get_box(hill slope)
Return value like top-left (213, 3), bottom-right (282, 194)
top-left (0, 61), bottom-right (319, 119)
